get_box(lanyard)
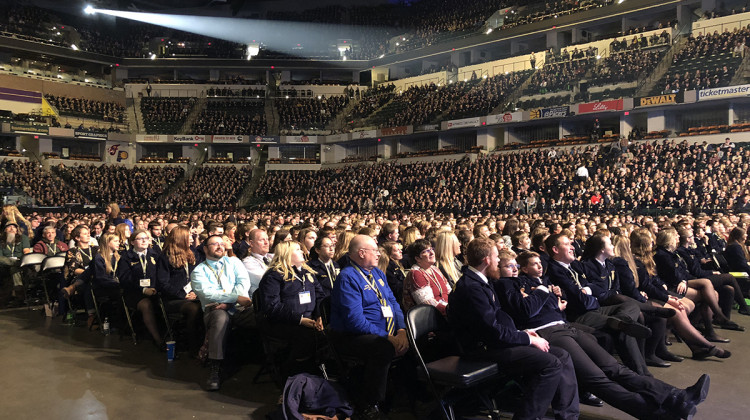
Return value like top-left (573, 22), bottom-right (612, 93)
top-left (293, 270), bottom-right (307, 291)
top-left (6, 243), bottom-right (15, 255)
top-left (138, 253), bottom-right (148, 277)
top-left (80, 246), bottom-right (93, 262)
top-left (353, 265), bottom-right (386, 302)
top-left (48, 242), bottom-right (58, 255)
top-left (419, 266), bottom-right (444, 298)
top-left (204, 260), bottom-right (227, 291)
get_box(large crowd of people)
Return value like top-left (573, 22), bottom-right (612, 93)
top-left (44, 94), bottom-right (125, 123)
top-left (258, 138), bottom-right (749, 215)
top-left (3, 193), bottom-right (750, 418)
top-left (141, 97), bottom-right (196, 134)
top-left (0, 159), bottom-right (86, 206)
top-left (54, 164), bottom-right (184, 210)
top-left (162, 166), bottom-right (251, 211)
top-left (192, 100), bottom-right (267, 136)
top-left (277, 96), bottom-right (349, 132)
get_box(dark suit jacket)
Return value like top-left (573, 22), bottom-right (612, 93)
top-left (724, 242), bottom-right (750, 272)
top-left (448, 268), bottom-right (530, 353)
top-left (494, 274), bottom-right (566, 330)
top-left (580, 258), bottom-right (621, 302)
top-left (654, 247), bottom-right (693, 290)
top-left (546, 260), bottom-right (600, 321)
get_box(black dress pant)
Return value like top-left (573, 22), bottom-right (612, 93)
top-left (330, 331), bottom-right (396, 406)
top-left (538, 324), bottom-right (676, 419)
top-left (470, 345), bottom-right (579, 420)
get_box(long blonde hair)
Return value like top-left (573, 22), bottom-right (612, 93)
top-left (333, 231), bottom-right (356, 261)
top-left (630, 228), bottom-right (656, 276)
top-left (268, 241), bottom-right (314, 281)
top-left (435, 231), bottom-right (460, 283)
top-left (612, 234), bottom-right (639, 287)
top-left (99, 233), bottom-right (120, 275)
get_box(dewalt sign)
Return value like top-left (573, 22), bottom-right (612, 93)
top-left (634, 93), bottom-right (682, 108)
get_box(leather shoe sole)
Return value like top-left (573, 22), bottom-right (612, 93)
top-left (579, 392), bottom-right (604, 407)
top-left (607, 318), bottom-right (652, 339)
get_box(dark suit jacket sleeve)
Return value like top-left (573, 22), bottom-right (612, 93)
top-left (725, 243), bottom-right (750, 272)
top-left (494, 277), bottom-right (549, 321)
top-left (155, 253), bottom-right (185, 299)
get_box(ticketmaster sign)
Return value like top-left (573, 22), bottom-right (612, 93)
top-left (698, 84), bottom-right (750, 101)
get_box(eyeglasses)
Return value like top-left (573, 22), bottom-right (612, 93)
top-left (206, 242), bottom-right (224, 247)
top-left (503, 263), bottom-right (521, 270)
top-left (360, 248), bottom-right (381, 254)
top-left (420, 248), bottom-right (435, 255)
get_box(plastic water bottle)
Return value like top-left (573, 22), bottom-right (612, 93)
top-left (103, 317), bottom-right (110, 335)
top-left (65, 311), bottom-right (74, 325)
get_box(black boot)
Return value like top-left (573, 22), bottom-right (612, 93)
top-left (206, 359), bottom-right (221, 391)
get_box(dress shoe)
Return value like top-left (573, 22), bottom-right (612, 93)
top-left (704, 333), bottom-right (730, 343)
top-left (738, 307), bottom-right (750, 316)
top-left (657, 351), bottom-right (684, 362)
top-left (684, 374), bottom-right (710, 405)
top-left (692, 346), bottom-right (731, 360)
top-left (717, 320), bottom-right (745, 331)
top-left (579, 391), bottom-right (604, 407)
top-left (606, 318), bottom-right (652, 339)
top-left (646, 356), bottom-right (671, 368)
top-left (206, 359), bottom-right (221, 391)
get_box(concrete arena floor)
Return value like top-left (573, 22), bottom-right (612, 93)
top-left (1, 308), bottom-right (749, 420)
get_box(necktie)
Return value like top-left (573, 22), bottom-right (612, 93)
top-left (262, 256), bottom-right (269, 265)
top-left (368, 273), bottom-right (394, 335)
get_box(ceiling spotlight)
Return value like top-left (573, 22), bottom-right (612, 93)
top-left (84, 5), bottom-right (96, 15)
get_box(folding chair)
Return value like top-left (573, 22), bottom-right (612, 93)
top-left (19, 253), bottom-right (46, 309)
top-left (38, 255), bottom-right (66, 310)
top-left (251, 289), bottom-right (289, 386)
top-left (90, 288), bottom-right (138, 344)
top-left (406, 305), bottom-right (503, 420)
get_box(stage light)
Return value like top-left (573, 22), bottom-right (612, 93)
top-left (84, 5), bottom-right (96, 15)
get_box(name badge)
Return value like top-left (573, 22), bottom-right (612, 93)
top-left (381, 305), bottom-right (393, 318)
top-left (299, 291), bottom-right (311, 304)
top-left (140, 278), bottom-right (151, 287)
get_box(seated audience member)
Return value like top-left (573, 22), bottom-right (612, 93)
top-left (82, 233), bottom-right (125, 329)
top-left (232, 223), bottom-right (253, 258)
top-left (494, 247), bottom-right (712, 420)
top-left (33, 225), bottom-right (69, 256)
top-left (297, 228), bottom-right (317, 259)
top-left (307, 235), bottom-right (339, 298)
top-left (117, 229), bottom-right (163, 347)
top-left (242, 228), bottom-right (273, 295)
top-left (0, 222), bottom-right (31, 306)
top-left (403, 238), bottom-right (451, 315)
top-left (678, 227), bottom-right (750, 317)
top-left (156, 225), bottom-right (202, 356)
top-left (723, 227), bottom-right (750, 278)
top-left (448, 238), bottom-right (579, 420)
top-left (258, 241), bottom-right (325, 380)
top-left (148, 221), bottom-right (165, 253)
top-left (270, 228), bottom-right (291, 254)
top-left (511, 231), bottom-right (531, 255)
top-left (333, 231), bottom-right (356, 268)
top-left (544, 233), bottom-right (653, 375)
top-left (330, 235), bottom-right (408, 419)
top-left (114, 223), bottom-right (132, 253)
top-left (62, 225), bottom-right (98, 326)
top-left (629, 230), bottom-right (730, 360)
top-left (434, 231), bottom-right (462, 289)
top-left (381, 241), bottom-right (406, 306)
top-left (653, 228), bottom-right (744, 339)
top-left (194, 223), bottom-right (224, 264)
top-left (191, 234), bottom-right (252, 391)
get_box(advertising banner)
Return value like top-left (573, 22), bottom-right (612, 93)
top-left (137, 134), bottom-right (168, 142)
top-left (211, 135), bottom-right (245, 143)
top-left (353, 129), bottom-right (377, 139)
top-left (578, 98), bottom-right (624, 114)
top-left (284, 135), bottom-right (318, 144)
top-left (173, 134), bottom-right (207, 142)
top-left (486, 111), bottom-right (523, 125)
top-left (11, 122), bottom-right (48, 134)
top-left (529, 106), bottom-right (569, 120)
top-left (251, 136), bottom-right (280, 144)
top-left (105, 141), bottom-right (132, 164)
top-left (634, 93), bottom-right (681, 107)
top-left (379, 126), bottom-right (413, 136)
top-left (74, 129), bottom-right (108, 140)
top-left (697, 84), bottom-right (750, 101)
top-left (445, 117), bottom-right (481, 129)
